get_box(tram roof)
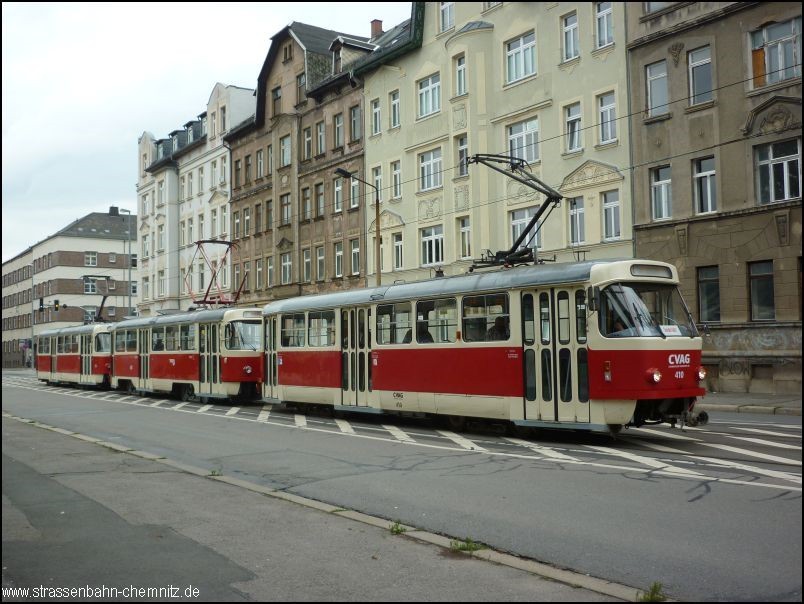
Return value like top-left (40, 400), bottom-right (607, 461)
top-left (38, 322), bottom-right (112, 338)
top-left (109, 307), bottom-right (261, 330)
top-left (264, 259), bottom-right (625, 314)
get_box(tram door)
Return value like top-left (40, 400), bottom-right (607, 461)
top-left (522, 289), bottom-right (589, 424)
top-left (341, 308), bottom-right (370, 407)
top-left (138, 328), bottom-right (150, 389)
top-left (80, 333), bottom-right (92, 381)
top-left (198, 323), bottom-right (218, 396)
top-left (265, 317), bottom-right (278, 400)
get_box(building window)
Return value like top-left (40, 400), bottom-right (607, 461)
top-left (457, 136), bottom-right (469, 176)
top-left (302, 188), bottom-right (312, 219)
top-left (109, 253), bottom-right (116, 264)
top-left (303, 128), bottom-right (312, 160)
top-left (280, 135), bottom-right (291, 167)
top-left (142, 277), bottom-right (150, 300)
top-left (458, 217), bottom-right (471, 259)
top-left (220, 157), bottom-right (227, 184)
top-left (694, 156), bottom-right (717, 214)
top-left (350, 106), bottom-right (361, 141)
top-left (511, 207), bottom-right (541, 249)
top-left (350, 174), bottom-right (360, 209)
top-left (350, 239), bottom-right (360, 275)
top-left (391, 161), bottom-right (402, 198)
top-left (689, 46), bottom-right (713, 105)
top-left (565, 103), bottom-right (582, 152)
top-left (243, 208), bottom-right (251, 236)
top-left (371, 99), bottom-right (381, 135)
top-left (651, 165), bottom-right (672, 220)
top-left (316, 122), bottom-right (326, 155)
top-left (563, 13), bottom-right (579, 61)
top-left (390, 90), bottom-right (400, 128)
top-left (267, 146), bottom-right (273, 173)
top-left (750, 17), bottom-right (801, 87)
top-left (334, 242), bottom-right (344, 277)
top-left (749, 260), bottom-right (775, 321)
top-left (158, 270), bottom-right (166, 297)
top-left (596, 2), bottom-right (614, 48)
top-left (334, 113), bottom-right (344, 148)
top-left (419, 149), bottom-right (443, 191)
top-left (296, 72), bottom-right (306, 104)
top-left (256, 258), bottom-right (264, 289)
top-left (598, 92), bottom-right (617, 144)
top-left (372, 167), bottom-right (382, 202)
top-left (267, 257), bottom-right (274, 287)
top-left (756, 139), bottom-right (801, 204)
top-left (646, 60), bottom-right (668, 117)
top-left (157, 224), bottom-right (165, 250)
top-left (316, 184), bottom-right (325, 216)
top-left (84, 277), bottom-right (97, 294)
top-left (220, 106), bottom-right (226, 131)
top-left (455, 54), bottom-right (466, 96)
top-left (334, 178), bottom-right (343, 212)
top-left (245, 156), bottom-right (252, 183)
top-left (393, 232), bottom-right (403, 269)
top-left (316, 247), bottom-right (325, 281)
top-left (440, 1), bottom-right (454, 32)
top-left (280, 194), bottom-right (291, 225)
top-left (418, 73), bottom-right (441, 118)
top-left (257, 149), bottom-right (264, 177)
top-left (421, 225), bottom-right (444, 267)
top-left (85, 251), bottom-right (97, 267)
top-left (281, 253), bottom-right (292, 285)
top-left (508, 118), bottom-right (539, 163)
top-left (569, 197), bottom-right (585, 244)
top-left (303, 249), bottom-right (311, 282)
top-left (506, 31), bottom-right (536, 84)
top-left (697, 266), bottom-right (720, 322)
top-left (272, 87), bottom-right (282, 116)
top-left (602, 190), bottom-right (621, 240)
top-left (266, 201), bottom-right (273, 229)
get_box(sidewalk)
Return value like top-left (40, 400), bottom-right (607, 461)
top-left (697, 390), bottom-right (802, 417)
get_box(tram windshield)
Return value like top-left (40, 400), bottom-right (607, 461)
top-left (225, 320), bottom-right (261, 350)
top-left (600, 282), bottom-right (697, 338)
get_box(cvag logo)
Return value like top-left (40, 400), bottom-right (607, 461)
top-left (668, 353), bottom-right (691, 366)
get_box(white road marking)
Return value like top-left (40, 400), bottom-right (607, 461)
top-left (636, 441), bottom-right (801, 485)
top-left (383, 424), bottom-right (416, 443)
top-left (257, 405), bottom-right (272, 422)
top-left (724, 435), bottom-right (801, 450)
top-left (225, 407), bottom-right (240, 416)
top-left (335, 419), bottom-right (355, 434)
top-left (586, 445), bottom-right (702, 476)
top-left (504, 438), bottom-right (579, 461)
top-left (197, 404), bottom-right (213, 413)
top-left (172, 402), bottom-right (189, 410)
top-left (700, 442), bottom-right (801, 466)
top-left (150, 400), bottom-right (165, 407)
top-left (294, 414), bottom-right (307, 428)
top-left (630, 427), bottom-right (700, 441)
top-left (734, 426), bottom-right (802, 439)
top-left (437, 430), bottom-right (487, 452)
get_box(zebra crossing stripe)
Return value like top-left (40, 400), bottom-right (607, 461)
top-left (335, 419), bottom-right (355, 434)
top-left (383, 424), bottom-right (415, 443)
top-left (504, 438), bottom-right (579, 461)
top-left (257, 405), bottom-right (272, 422)
top-left (437, 430), bottom-right (487, 452)
top-left (586, 445), bottom-right (702, 476)
top-left (225, 407), bottom-right (240, 416)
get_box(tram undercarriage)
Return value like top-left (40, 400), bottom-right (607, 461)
top-left (629, 397), bottom-right (709, 428)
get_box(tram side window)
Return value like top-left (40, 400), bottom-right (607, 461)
top-left (415, 298), bottom-right (457, 344)
top-left (95, 333), bottom-right (111, 353)
top-left (165, 325), bottom-right (179, 351)
top-left (152, 327), bottom-right (166, 351)
top-left (180, 325), bottom-right (196, 351)
top-left (56, 337), bottom-right (63, 354)
top-left (281, 314), bottom-right (306, 347)
top-left (115, 332), bottom-right (126, 353)
top-left (462, 293), bottom-right (509, 342)
top-left (70, 335), bottom-right (79, 353)
top-left (377, 303), bottom-right (412, 344)
top-left (126, 330), bottom-right (137, 352)
top-left (309, 311), bottom-right (336, 346)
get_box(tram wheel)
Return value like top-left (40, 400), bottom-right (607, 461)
top-left (180, 384), bottom-right (194, 402)
top-left (126, 381), bottom-right (136, 395)
top-left (444, 414), bottom-right (467, 432)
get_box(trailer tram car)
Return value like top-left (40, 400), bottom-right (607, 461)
top-left (36, 323), bottom-right (114, 388)
top-left (262, 259), bottom-right (707, 433)
top-left (110, 307), bottom-right (263, 402)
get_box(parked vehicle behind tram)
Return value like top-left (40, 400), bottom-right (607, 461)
top-left (110, 307), bottom-right (263, 402)
top-left (262, 259), bottom-right (707, 433)
top-left (36, 323), bottom-right (114, 388)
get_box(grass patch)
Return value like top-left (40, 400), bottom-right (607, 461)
top-left (390, 521), bottom-right (407, 535)
top-left (208, 469), bottom-right (223, 477)
top-left (449, 537), bottom-right (485, 553)
top-left (637, 582), bottom-right (667, 602)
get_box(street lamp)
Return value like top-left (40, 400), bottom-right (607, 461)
top-left (334, 167), bottom-right (381, 287)
top-left (109, 206), bottom-right (133, 316)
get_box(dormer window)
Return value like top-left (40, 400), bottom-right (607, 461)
top-left (173, 137), bottom-right (179, 152)
top-left (220, 106), bottom-right (226, 131)
top-left (283, 43), bottom-right (293, 62)
top-left (187, 127), bottom-right (194, 143)
top-left (334, 48), bottom-right (342, 74)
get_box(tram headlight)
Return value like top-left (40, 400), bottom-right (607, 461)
top-left (646, 368), bottom-right (662, 384)
top-left (697, 366), bottom-right (707, 381)
top-left (244, 365), bottom-right (253, 375)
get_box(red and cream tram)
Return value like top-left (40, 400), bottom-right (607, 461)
top-left (36, 323), bottom-right (114, 388)
top-left (262, 259), bottom-right (707, 433)
top-left (110, 307), bottom-right (263, 402)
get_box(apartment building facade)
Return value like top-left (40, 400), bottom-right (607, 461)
top-left (136, 84), bottom-right (255, 317)
top-left (627, 1), bottom-right (802, 393)
top-left (2, 213), bottom-right (137, 368)
top-left (355, 1), bottom-right (633, 284)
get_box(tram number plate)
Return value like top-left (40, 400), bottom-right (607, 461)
top-left (675, 370), bottom-right (684, 379)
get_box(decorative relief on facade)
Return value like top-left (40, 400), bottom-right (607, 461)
top-left (370, 210), bottom-right (404, 234)
top-left (418, 197), bottom-right (442, 221)
top-left (709, 327), bottom-right (802, 355)
top-left (675, 225), bottom-right (688, 256)
top-left (453, 104), bottom-right (467, 130)
top-left (454, 184), bottom-right (469, 210)
top-left (280, 173), bottom-right (290, 189)
top-left (668, 42), bottom-right (684, 67)
top-left (506, 179), bottom-right (539, 206)
top-left (775, 211), bottom-right (790, 246)
top-left (560, 160), bottom-right (623, 193)
top-left (276, 237), bottom-right (294, 251)
top-left (740, 95), bottom-right (802, 135)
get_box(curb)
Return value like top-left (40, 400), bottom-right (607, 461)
top-left (2, 411), bottom-right (645, 602)
top-left (697, 403), bottom-right (801, 416)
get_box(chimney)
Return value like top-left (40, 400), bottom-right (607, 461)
top-left (371, 19), bottom-right (383, 39)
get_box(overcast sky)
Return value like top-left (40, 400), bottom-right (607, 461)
top-left (1, 2), bottom-right (412, 262)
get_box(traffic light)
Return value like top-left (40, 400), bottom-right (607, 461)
top-left (54, 299), bottom-right (60, 312)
